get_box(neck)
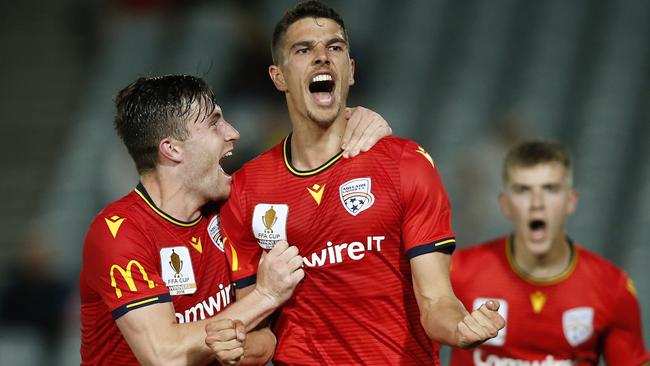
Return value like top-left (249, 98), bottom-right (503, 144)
top-left (140, 171), bottom-right (203, 222)
top-left (511, 235), bottom-right (572, 280)
top-left (288, 109), bottom-right (347, 171)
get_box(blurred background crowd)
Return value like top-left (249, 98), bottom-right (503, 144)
top-left (0, 0), bottom-right (648, 364)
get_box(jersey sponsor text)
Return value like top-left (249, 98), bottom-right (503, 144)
top-left (175, 283), bottom-right (233, 323)
top-left (303, 236), bottom-right (385, 267)
top-left (473, 349), bottom-right (572, 366)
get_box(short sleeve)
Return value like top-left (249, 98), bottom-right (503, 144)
top-left (220, 173), bottom-right (262, 288)
top-left (399, 142), bottom-right (456, 259)
top-left (602, 273), bottom-right (650, 365)
top-left (82, 212), bottom-right (170, 319)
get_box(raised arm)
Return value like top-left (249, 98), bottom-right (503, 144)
top-left (411, 251), bottom-right (505, 348)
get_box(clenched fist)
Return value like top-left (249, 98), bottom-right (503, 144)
top-left (456, 300), bottom-right (506, 349)
top-left (205, 319), bottom-right (246, 366)
top-left (255, 240), bottom-right (305, 306)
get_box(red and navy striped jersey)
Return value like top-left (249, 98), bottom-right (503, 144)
top-left (450, 236), bottom-right (649, 366)
top-left (80, 183), bottom-right (232, 365)
top-left (221, 135), bottom-right (456, 365)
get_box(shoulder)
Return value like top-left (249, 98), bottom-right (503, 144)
top-left (453, 237), bottom-right (506, 266)
top-left (575, 244), bottom-right (628, 280)
top-left (371, 136), bottom-right (422, 156)
top-left (84, 192), bottom-right (150, 256)
top-left (234, 141), bottom-right (284, 177)
top-left (89, 192), bottom-right (143, 231)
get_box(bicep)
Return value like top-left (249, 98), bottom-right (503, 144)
top-left (115, 302), bottom-right (179, 365)
top-left (411, 252), bottom-right (455, 304)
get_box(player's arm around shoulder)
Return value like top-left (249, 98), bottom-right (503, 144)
top-left (410, 251), bottom-right (505, 349)
top-left (341, 106), bottom-right (392, 158)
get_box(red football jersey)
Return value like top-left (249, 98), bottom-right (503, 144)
top-left (450, 236), bottom-right (649, 366)
top-left (80, 183), bottom-right (233, 365)
top-left (221, 135), bottom-right (456, 365)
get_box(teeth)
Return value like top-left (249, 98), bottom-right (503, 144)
top-left (220, 151), bottom-right (232, 162)
top-left (312, 74), bottom-right (332, 83)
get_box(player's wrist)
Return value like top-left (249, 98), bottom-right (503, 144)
top-left (250, 285), bottom-right (283, 309)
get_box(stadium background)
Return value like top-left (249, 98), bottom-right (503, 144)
top-left (0, 0), bottom-right (648, 364)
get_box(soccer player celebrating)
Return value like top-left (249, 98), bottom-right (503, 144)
top-left (214, 1), bottom-right (504, 364)
top-left (79, 75), bottom-right (390, 365)
top-left (450, 140), bottom-right (650, 365)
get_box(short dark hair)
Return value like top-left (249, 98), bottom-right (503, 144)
top-left (271, 0), bottom-right (347, 64)
top-left (113, 75), bottom-right (216, 174)
top-left (503, 140), bottom-right (573, 184)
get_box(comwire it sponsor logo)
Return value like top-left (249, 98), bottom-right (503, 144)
top-left (473, 349), bottom-right (572, 366)
top-left (176, 283), bottom-right (233, 323)
top-left (303, 236), bottom-right (385, 267)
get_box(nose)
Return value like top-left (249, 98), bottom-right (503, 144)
top-left (530, 189), bottom-right (544, 210)
top-left (312, 43), bottom-right (330, 66)
top-left (223, 120), bottom-right (240, 142)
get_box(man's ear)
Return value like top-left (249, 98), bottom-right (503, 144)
top-left (159, 137), bottom-right (182, 163)
top-left (566, 189), bottom-right (578, 216)
top-left (269, 65), bottom-right (287, 92)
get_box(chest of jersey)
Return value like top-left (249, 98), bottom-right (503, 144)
top-left (146, 215), bottom-right (233, 323)
top-left (455, 260), bottom-right (608, 363)
top-left (245, 156), bottom-right (403, 273)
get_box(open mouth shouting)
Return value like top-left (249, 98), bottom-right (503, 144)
top-left (218, 149), bottom-right (234, 180)
top-left (309, 73), bottom-right (336, 107)
top-left (528, 218), bottom-right (547, 242)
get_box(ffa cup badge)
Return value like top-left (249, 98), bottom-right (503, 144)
top-left (252, 204), bottom-right (289, 249)
top-left (562, 307), bottom-right (594, 346)
top-left (160, 246), bottom-right (197, 296)
top-left (339, 177), bottom-right (375, 216)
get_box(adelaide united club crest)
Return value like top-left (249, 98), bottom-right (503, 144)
top-left (339, 177), bottom-right (375, 216)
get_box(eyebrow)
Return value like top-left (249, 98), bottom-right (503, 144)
top-left (289, 36), bottom-right (348, 51)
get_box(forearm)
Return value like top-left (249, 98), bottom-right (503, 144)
top-left (239, 328), bottom-right (277, 365)
top-left (117, 289), bottom-right (279, 366)
top-left (118, 305), bottom-right (214, 366)
top-left (215, 286), bottom-right (278, 332)
top-left (420, 294), bottom-right (468, 346)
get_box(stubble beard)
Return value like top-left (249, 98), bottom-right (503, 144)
top-left (307, 104), bottom-right (340, 127)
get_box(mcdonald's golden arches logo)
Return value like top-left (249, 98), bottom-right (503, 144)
top-left (110, 260), bottom-right (156, 298)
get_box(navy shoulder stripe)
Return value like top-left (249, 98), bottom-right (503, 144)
top-left (406, 237), bottom-right (456, 259)
top-left (111, 293), bottom-right (172, 319)
top-left (234, 274), bottom-right (257, 289)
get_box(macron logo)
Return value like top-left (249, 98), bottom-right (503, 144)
top-left (303, 236), bottom-right (385, 267)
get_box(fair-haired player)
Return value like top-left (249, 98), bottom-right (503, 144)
top-left (450, 140), bottom-right (649, 365)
